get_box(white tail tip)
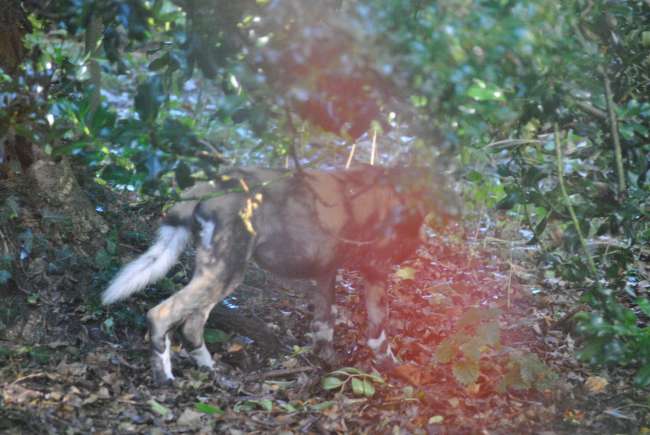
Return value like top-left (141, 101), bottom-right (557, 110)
top-left (102, 225), bottom-right (190, 305)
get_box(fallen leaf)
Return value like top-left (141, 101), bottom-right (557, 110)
top-left (394, 267), bottom-right (416, 281)
top-left (177, 408), bottom-right (204, 427)
top-left (148, 399), bottom-right (171, 416)
top-left (393, 363), bottom-right (434, 385)
top-left (227, 342), bottom-right (244, 353)
top-left (585, 376), bottom-right (608, 394)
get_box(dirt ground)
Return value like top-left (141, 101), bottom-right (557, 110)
top-left (1, 163), bottom-right (648, 434)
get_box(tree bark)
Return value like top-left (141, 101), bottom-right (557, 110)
top-left (0, 1), bottom-right (30, 75)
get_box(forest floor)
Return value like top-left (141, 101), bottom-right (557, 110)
top-left (1, 166), bottom-right (648, 434)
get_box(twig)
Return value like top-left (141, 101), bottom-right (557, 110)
top-left (601, 67), bottom-right (626, 198)
top-left (84, 13), bottom-right (103, 120)
top-left (284, 108), bottom-right (303, 173)
top-left (551, 304), bottom-right (589, 331)
top-left (370, 128), bottom-right (377, 166)
top-left (11, 372), bottom-right (53, 385)
top-left (573, 99), bottom-right (608, 120)
top-left (486, 138), bottom-right (544, 148)
top-left (554, 124), bottom-right (597, 276)
top-left (246, 366), bottom-right (317, 381)
top-left (345, 142), bottom-right (357, 169)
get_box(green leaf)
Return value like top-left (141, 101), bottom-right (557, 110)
top-left (633, 364), bottom-right (650, 388)
top-left (321, 376), bottom-right (344, 390)
top-left (577, 337), bottom-right (608, 364)
top-left (4, 196), bottom-right (19, 219)
top-left (251, 399), bottom-right (273, 412)
top-left (195, 402), bottom-right (224, 415)
top-left (452, 359), bottom-right (479, 386)
top-left (0, 346), bottom-right (12, 360)
top-left (636, 298), bottom-right (650, 317)
top-left (175, 161), bottom-right (194, 189)
top-left (310, 401), bottom-right (335, 411)
top-left (234, 399), bottom-right (273, 412)
top-left (135, 75), bottom-right (165, 124)
top-left (0, 270), bottom-right (11, 285)
top-left (204, 328), bottom-right (231, 344)
top-left (280, 402), bottom-right (298, 412)
top-left (94, 249), bottom-right (112, 269)
top-left (149, 53), bottom-right (170, 71)
top-left (351, 378), bottom-right (376, 397)
top-left (27, 293), bottom-right (39, 305)
top-left (643, 31), bottom-right (650, 47)
top-left (467, 80), bottom-right (505, 101)
top-left (367, 372), bottom-right (385, 384)
top-left (29, 346), bottom-right (50, 364)
top-left (466, 170), bottom-right (484, 183)
top-left (148, 399), bottom-right (171, 416)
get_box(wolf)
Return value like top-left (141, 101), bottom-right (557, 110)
top-left (102, 166), bottom-right (456, 384)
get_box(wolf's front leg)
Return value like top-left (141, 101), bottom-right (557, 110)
top-left (310, 273), bottom-right (338, 366)
top-left (365, 281), bottom-right (396, 366)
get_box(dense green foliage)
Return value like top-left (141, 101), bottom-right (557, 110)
top-left (2, 0), bottom-right (649, 385)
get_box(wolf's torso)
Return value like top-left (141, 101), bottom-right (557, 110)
top-left (165, 167), bottom-right (421, 280)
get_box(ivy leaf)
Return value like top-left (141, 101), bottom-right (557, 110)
top-left (452, 358), bottom-right (480, 386)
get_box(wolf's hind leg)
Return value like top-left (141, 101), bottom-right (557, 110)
top-left (182, 304), bottom-right (217, 369)
top-left (146, 245), bottom-right (224, 384)
top-left (180, 219), bottom-right (252, 372)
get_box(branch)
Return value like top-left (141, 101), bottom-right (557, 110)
top-left (554, 124), bottom-right (597, 276)
top-left (486, 138), bottom-right (544, 148)
top-left (284, 108), bottom-right (303, 173)
top-left (601, 67), bottom-right (626, 197)
top-left (572, 99), bottom-right (607, 120)
top-left (84, 12), bottom-right (103, 119)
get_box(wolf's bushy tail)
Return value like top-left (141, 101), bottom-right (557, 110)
top-left (101, 225), bottom-right (191, 305)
